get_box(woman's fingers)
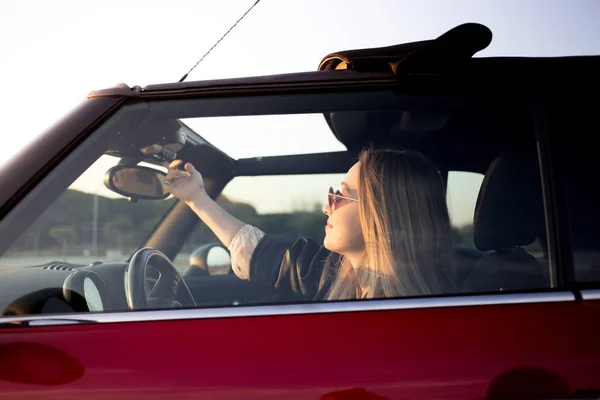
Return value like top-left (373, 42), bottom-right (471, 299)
top-left (184, 162), bottom-right (197, 174)
top-left (163, 160), bottom-right (196, 194)
top-left (164, 168), bottom-right (191, 187)
top-left (168, 159), bottom-right (184, 170)
top-left (165, 170), bottom-right (187, 181)
top-left (169, 167), bottom-right (189, 176)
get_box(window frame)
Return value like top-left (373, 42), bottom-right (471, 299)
top-left (0, 291), bottom-right (576, 327)
top-left (0, 86), bottom-right (572, 329)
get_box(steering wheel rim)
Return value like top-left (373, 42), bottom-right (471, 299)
top-left (126, 247), bottom-right (196, 310)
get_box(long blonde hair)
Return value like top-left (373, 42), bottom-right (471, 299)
top-left (325, 147), bottom-right (454, 300)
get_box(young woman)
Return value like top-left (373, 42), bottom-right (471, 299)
top-left (164, 147), bottom-right (456, 301)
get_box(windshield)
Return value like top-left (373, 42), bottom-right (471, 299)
top-left (0, 155), bottom-right (175, 269)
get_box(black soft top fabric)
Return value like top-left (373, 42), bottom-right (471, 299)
top-left (318, 22), bottom-right (492, 74)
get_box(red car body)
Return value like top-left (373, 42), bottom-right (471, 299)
top-left (2, 296), bottom-right (600, 399)
top-left (1, 23), bottom-right (600, 399)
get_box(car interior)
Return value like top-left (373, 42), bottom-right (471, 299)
top-left (0, 89), bottom-right (554, 318)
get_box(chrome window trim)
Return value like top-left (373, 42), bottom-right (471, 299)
top-left (581, 289), bottom-right (600, 300)
top-left (0, 291), bottom-right (574, 327)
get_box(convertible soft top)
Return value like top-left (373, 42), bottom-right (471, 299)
top-left (318, 22), bottom-right (493, 74)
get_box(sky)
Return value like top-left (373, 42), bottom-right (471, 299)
top-left (2, 0), bottom-right (600, 226)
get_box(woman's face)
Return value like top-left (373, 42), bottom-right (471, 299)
top-left (322, 162), bottom-right (364, 257)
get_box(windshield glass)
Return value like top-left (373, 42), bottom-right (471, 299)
top-left (0, 155), bottom-right (175, 269)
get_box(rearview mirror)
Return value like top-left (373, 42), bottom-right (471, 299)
top-left (104, 165), bottom-right (169, 200)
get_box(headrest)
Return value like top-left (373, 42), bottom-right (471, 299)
top-left (474, 150), bottom-right (544, 252)
top-left (186, 244), bottom-right (213, 276)
top-left (186, 243), bottom-right (232, 277)
top-left (318, 22), bottom-right (492, 74)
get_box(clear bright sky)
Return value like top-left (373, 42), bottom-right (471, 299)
top-left (2, 0), bottom-right (600, 226)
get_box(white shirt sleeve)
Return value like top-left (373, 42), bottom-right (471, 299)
top-left (227, 224), bottom-right (266, 280)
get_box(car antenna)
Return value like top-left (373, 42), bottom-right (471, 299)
top-left (178, 0), bottom-right (261, 82)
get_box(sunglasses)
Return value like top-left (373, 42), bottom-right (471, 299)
top-left (328, 187), bottom-right (358, 211)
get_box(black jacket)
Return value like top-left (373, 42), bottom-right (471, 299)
top-left (248, 235), bottom-right (458, 301)
top-left (248, 234), bottom-right (341, 301)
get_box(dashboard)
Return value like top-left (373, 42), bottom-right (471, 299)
top-left (0, 247), bottom-right (283, 317)
top-left (0, 262), bottom-right (133, 316)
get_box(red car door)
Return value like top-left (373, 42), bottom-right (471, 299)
top-left (1, 293), bottom-right (599, 399)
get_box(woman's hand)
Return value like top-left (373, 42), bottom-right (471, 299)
top-left (164, 160), bottom-right (207, 204)
top-left (163, 159), bottom-right (245, 249)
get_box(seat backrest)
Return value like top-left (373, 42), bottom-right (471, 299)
top-left (461, 150), bottom-right (550, 292)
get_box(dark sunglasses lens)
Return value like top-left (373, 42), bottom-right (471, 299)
top-left (328, 187), bottom-right (337, 209)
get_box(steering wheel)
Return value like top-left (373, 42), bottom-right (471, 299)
top-left (126, 247), bottom-right (196, 310)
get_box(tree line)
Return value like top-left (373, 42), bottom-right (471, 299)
top-left (8, 189), bottom-right (330, 257)
top-left (8, 189), bottom-right (478, 258)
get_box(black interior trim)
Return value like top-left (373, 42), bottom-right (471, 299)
top-left (234, 151), bottom-right (358, 176)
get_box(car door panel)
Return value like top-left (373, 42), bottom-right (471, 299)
top-left (1, 297), bottom-right (598, 399)
top-left (185, 275), bottom-right (282, 306)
